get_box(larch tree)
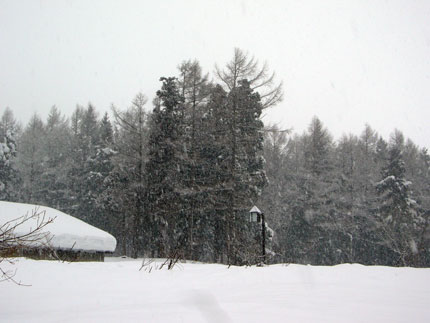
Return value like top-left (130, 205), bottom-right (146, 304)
top-left (299, 117), bottom-right (336, 264)
top-left (16, 114), bottom-right (46, 204)
top-left (39, 107), bottom-right (72, 211)
top-left (213, 49), bottom-right (279, 264)
top-left (259, 124), bottom-right (290, 261)
top-left (215, 48), bottom-right (283, 109)
top-left (194, 85), bottom-right (231, 262)
top-left (112, 93), bottom-right (149, 257)
top-left (177, 60), bottom-right (212, 259)
top-left (95, 98), bottom-right (147, 256)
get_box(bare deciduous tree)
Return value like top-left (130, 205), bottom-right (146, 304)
top-left (215, 48), bottom-right (283, 108)
top-left (111, 93), bottom-right (149, 258)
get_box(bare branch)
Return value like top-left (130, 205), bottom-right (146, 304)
top-left (1, 208), bottom-right (55, 285)
top-left (215, 48), bottom-right (283, 108)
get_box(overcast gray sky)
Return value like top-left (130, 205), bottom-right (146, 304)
top-left (1, 0), bottom-right (429, 147)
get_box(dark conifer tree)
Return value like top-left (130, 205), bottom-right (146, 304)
top-left (68, 104), bottom-right (101, 222)
top-left (194, 85), bottom-right (230, 262)
top-left (221, 79), bottom-right (267, 264)
top-left (145, 77), bottom-right (187, 257)
top-left (375, 131), bottom-right (421, 265)
top-left (0, 108), bottom-right (21, 201)
top-left (0, 128), bottom-right (20, 201)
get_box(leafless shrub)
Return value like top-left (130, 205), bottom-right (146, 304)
top-left (139, 257), bottom-right (157, 272)
top-left (0, 208), bottom-right (55, 285)
top-left (139, 248), bottom-right (184, 273)
top-left (160, 249), bottom-right (183, 270)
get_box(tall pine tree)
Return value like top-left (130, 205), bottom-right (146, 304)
top-left (145, 77), bottom-right (187, 257)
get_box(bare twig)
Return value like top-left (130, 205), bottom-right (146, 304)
top-left (1, 208), bottom-right (55, 284)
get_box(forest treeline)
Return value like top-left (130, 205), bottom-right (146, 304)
top-left (1, 49), bottom-right (429, 266)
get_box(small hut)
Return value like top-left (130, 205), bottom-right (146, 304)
top-left (0, 201), bottom-right (116, 261)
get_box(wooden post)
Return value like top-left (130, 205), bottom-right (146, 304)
top-left (261, 212), bottom-right (266, 264)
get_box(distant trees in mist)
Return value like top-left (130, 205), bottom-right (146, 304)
top-left (1, 49), bottom-right (429, 266)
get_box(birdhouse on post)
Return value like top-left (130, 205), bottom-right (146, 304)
top-left (249, 205), bottom-right (262, 223)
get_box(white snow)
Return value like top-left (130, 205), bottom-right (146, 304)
top-left (0, 201), bottom-right (116, 252)
top-left (376, 175), bottom-right (395, 186)
top-left (1, 258), bottom-right (430, 322)
top-left (101, 147), bottom-right (117, 155)
top-left (249, 205), bottom-right (262, 214)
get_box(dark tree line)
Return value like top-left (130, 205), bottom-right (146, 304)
top-left (1, 49), bottom-right (429, 266)
top-left (260, 120), bottom-right (430, 267)
top-left (1, 49), bottom-right (277, 265)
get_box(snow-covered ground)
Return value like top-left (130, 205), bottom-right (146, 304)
top-left (0, 201), bottom-right (116, 252)
top-left (1, 258), bottom-right (430, 323)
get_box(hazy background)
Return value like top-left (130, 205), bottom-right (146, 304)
top-left (1, 0), bottom-right (429, 147)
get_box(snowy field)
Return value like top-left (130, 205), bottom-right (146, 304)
top-left (1, 258), bottom-right (430, 323)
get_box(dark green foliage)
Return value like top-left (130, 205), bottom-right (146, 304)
top-left (262, 120), bottom-right (430, 267)
top-left (0, 129), bottom-right (21, 201)
top-left (374, 135), bottom-right (425, 266)
top-left (223, 80), bottom-right (267, 264)
top-left (8, 98), bottom-right (430, 266)
top-left (5, 52), bottom-right (430, 267)
top-left (145, 77), bottom-right (187, 257)
top-left (377, 146), bottom-right (411, 222)
top-left (0, 108), bottom-right (21, 201)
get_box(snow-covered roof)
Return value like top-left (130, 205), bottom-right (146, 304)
top-left (0, 201), bottom-right (116, 252)
top-left (249, 205), bottom-right (262, 214)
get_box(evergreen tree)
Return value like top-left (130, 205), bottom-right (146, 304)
top-left (84, 146), bottom-right (116, 231)
top-left (194, 85), bottom-right (230, 262)
top-left (417, 148), bottom-right (430, 210)
top-left (375, 131), bottom-right (421, 265)
top-left (218, 79), bottom-right (267, 264)
top-left (0, 129), bottom-right (20, 201)
top-left (145, 77), bottom-right (187, 257)
top-left (67, 104), bottom-right (102, 220)
top-left (0, 107), bottom-right (21, 201)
